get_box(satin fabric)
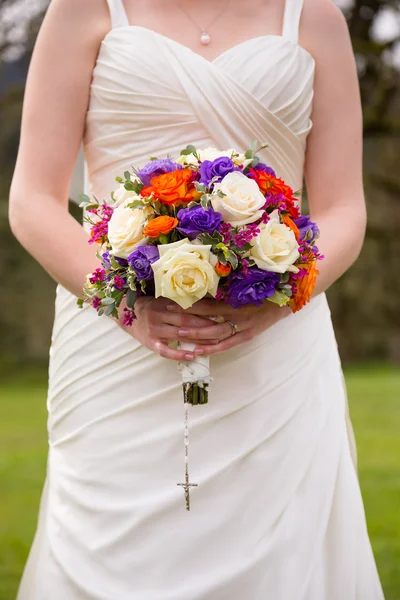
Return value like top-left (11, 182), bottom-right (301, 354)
top-left (18, 1), bottom-right (384, 598)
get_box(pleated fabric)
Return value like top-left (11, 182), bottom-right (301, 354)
top-left (18, 0), bottom-right (384, 598)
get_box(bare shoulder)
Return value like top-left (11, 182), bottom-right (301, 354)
top-left (300, 0), bottom-right (353, 59)
top-left (39, 0), bottom-right (111, 50)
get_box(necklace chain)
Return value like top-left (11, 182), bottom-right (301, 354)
top-left (178, 0), bottom-right (232, 45)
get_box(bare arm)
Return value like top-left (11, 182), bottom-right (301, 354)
top-left (8, 1), bottom-right (207, 362)
top-left (302, 0), bottom-right (366, 294)
top-left (9, 0), bottom-right (110, 298)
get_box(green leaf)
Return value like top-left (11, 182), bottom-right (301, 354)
top-left (159, 204), bottom-right (169, 216)
top-left (124, 182), bottom-right (134, 191)
top-left (79, 193), bottom-right (91, 205)
top-left (245, 149), bottom-right (254, 159)
top-left (98, 308), bottom-right (105, 317)
top-left (127, 200), bottom-right (145, 210)
top-left (251, 139), bottom-right (258, 153)
top-left (200, 195), bottom-right (211, 210)
top-left (126, 288), bottom-right (138, 309)
top-left (216, 252), bottom-right (228, 266)
top-left (194, 182), bottom-right (206, 193)
top-left (251, 156), bottom-right (260, 168)
top-left (124, 171), bottom-right (131, 181)
top-left (170, 228), bottom-right (179, 242)
top-left (226, 250), bottom-right (239, 270)
top-left (281, 272), bottom-right (290, 284)
top-left (198, 232), bottom-right (223, 248)
top-left (105, 303), bottom-right (116, 316)
top-left (187, 201), bottom-right (199, 210)
top-left (186, 144), bottom-right (197, 154)
top-left (110, 255), bottom-right (122, 270)
top-left (76, 298), bottom-right (84, 308)
top-left (268, 290), bottom-right (291, 306)
top-left (115, 176), bottom-right (123, 183)
top-left (159, 234), bottom-right (169, 244)
top-left (101, 297), bottom-right (115, 305)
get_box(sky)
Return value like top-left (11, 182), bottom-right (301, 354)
top-left (1, 0), bottom-right (399, 63)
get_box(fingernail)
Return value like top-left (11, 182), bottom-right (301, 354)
top-left (184, 353), bottom-right (194, 360)
top-left (178, 329), bottom-right (189, 336)
top-left (167, 304), bottom-right (177, 311)
top-left (195, 349), bottom-right (204, 355)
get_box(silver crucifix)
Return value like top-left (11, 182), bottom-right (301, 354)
top-left (177, 464), bottom-right (198, 511)
top-left (177, 401), bottom-right (198, 511)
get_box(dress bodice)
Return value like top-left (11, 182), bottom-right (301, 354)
top-left (83, 0), bottom-right (315, 203)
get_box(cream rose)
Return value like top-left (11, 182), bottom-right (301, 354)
top-left (112, 182), bottom-right (142, 207)
top-left (108, 199), bottom-right (152, 258)
top-left (212, 171), bottom-right (266, 227)
top-left (250, 210), bottom-right (300, 273)
top-left (151, 239), bottom-right (220, 309)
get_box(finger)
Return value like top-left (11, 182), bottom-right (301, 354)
top-left (167, 299), bottom-right (237, 317)
top-left (162, 312), bottom-right (213, 329)
top-left (160, 338), bottom-right (220, 347)
top-left (152, 340), bottom-right (195, 362)
top-left (177, 322), bottom-right (233, 341)
top-left (194, 331), bottom-right (252, 356)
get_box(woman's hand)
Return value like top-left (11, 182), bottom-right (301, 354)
top-left (166, 299), bottom-right (292, 356)
top-left (118, 297), bottom-right (235, 362)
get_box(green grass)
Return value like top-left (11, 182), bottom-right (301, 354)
top-left (0, 367), bottom-right (399, 599)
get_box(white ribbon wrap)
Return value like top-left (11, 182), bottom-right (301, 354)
top-left (178, 342), bottom-right (212, 385)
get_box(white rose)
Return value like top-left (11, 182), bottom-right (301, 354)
top-left (199, 147), bottom-right (236, 162)
top-left (108, 199), bottom-right (152, 258)
top-left (212, 171), bottom-right (266, 227)
top-left (151, 239), bottom-right (220, 309)
top-left (176, 153), bottom-right (199, 167)
top-left (250, 210), bottom-right (300, 273)
top-left (112, 182), bottom-right (142, 207)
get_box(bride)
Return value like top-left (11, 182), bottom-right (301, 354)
top-left (10, 0), bottom-right (384, 598)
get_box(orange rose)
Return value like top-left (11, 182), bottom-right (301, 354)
top-left (144, 216), bottom-right (178, 237)
top-left (282, 215), bottom-right (301, 242)
top-left (141, 169), bottom-right (201, 206)
top-left (250, 170), bottom-right (293, 197)
top-left (215, 261), bottom-right (232, 277)
top-left (289, 261), bottom-right (319, 313)
top-left (250, 169), bottom-right (300, 218)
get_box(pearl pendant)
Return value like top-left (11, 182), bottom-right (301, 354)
top-left (200, 30), bottom-right (211, 46)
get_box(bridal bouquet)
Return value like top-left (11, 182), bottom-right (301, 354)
top-left (79, 142), bottom-right (322, 404)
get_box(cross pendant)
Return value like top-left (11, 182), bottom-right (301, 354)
top-left (177, 467), bottom-right (198, 511)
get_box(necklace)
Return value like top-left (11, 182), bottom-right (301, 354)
top-left (178, 0), bottom-right (232, 46)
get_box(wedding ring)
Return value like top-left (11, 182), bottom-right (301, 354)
top-left (226, 320), bottom-right (238, 337)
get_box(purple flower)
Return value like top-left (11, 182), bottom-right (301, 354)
top-left (127, 245), bottom-right (160, 280)
top-left (293, 215), bottom-right (320, 243)
top-left (102, 251), bottom-right (128, 269)
top-left (137, 159), bottom-right (182, 186)
top-left (253, 162), bottom-right (276, 176)
top-left (177, 206), bottom-right (223, 239)
top-left (199, 157), bottom-right (239, 187)
top-left (227, 268), bottom-right (280, 308)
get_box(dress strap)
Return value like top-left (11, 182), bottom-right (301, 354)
top-left (105, 0), bottom-right (129, 28)
top-left (282, 0), bottom-right (305, 44)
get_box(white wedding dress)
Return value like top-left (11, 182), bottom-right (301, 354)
top-left (18, 0), bottom-right (384, 598)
